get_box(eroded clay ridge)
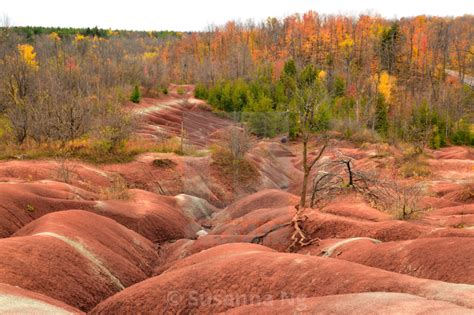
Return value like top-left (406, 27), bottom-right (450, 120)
top-left (0, 90), bottom-right (473, 313)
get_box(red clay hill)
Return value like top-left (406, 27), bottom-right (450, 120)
top-left (0, 85), bottom-right (473, 313)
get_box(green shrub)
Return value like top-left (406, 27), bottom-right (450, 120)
top-left (312, 103), bottom-right (331, 132)
top-left (162, 87), bottom-right (168, 95)
top-left (333, 76), bottom-right (346, 97)
top-left (451, 119), bottom-right (473, 146)
top-left (130, 85), bottom-right (141, 103)
top-left (194, 84), bottom-right (209, 99)
top-left (177, 87), bottom-right (185, 95)
top-left (429, 124), bottom-right (446, 149)
top-left (242, 96), bottom-right (286, 137)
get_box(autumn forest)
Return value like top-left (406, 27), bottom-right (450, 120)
top-left (0, 12), bottom-right (473, 159)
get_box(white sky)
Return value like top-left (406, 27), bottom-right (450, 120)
top-left (2, 0), bottom-right (473, 31)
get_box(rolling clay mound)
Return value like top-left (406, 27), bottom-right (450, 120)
top-left (103, 143), bottom-right (293, 207)
top-left (211, 205), bottom-right (474, 252)
top-left (430, 181), bottom-right (468, 197)
top-left (319, 237), bottom-right (474, 284)
top-left (430, 203), bottom-right (474, 216)
top-left (0, 160), bottom-right (112, 191)
top-left (428, 158), bottom-right (474, 181)
top-left (442, 184), bottom-right (474, 203)
top-left (94, 189), bottom-right (202, 242)
top-left (15, 210), bottom-right (159, 277)
top-left (103, 153), bottom-right (225, 206)
top-left (90, 243), bottom-right (474, 314)
top-left (210, 197), bottom-right (299, 250)
top-left (319, 195), bottom-right (391, 222)
top-left (0, 210), bottom-right (159, 312)
top-left (246, 142), bottom-right (294, 190)
top-left (155, 235), bottom-right (254, 275)
top-left (215, 189), bottom-right (299, 222)
top-left (0, 283), bottom-right (84, 315)
top-left (212, 206), bottom-right (292, 236)
top-left (0, 179), bottom-right (206, 242)
top-left (0, 235), bottom-right (118, 311)
top-left (423, 203), bottom-right (474, 227)
top-left (0, 181), bottom-right (96, 237)
top-left (419, 196), bottom-right (461, 209)
top-left (422, 214), bottom-right (474, 228)
top-left (433, 146), bottom-right (474, 160)
top-left (209, 206), bottom-right (295, 251)
top-left (134, 95), bottom-right (232, 146)
top-left (304, 209), bottom-right (474, 241)
top-left (223, 292), bottom-right (473, 314)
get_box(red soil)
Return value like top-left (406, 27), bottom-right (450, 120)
top-left (319, 194), bottom-right (391, 221)
top-left (0, 181), bottom-right (205, 242)
top-left (154, 235), bottom-right (253, 275)
top-left (209, 193), bottom-right (474, 252)
top-left (90, 243), bottom-right (474, 314)
top-left (1, 89), bottom-right (473, 313)
top-left (133, 93), bottom-right (232, 146)
top-left (315, 237), bottom-right (474, 284)
top-left (0, 210), bottom-right (158, 312)
top-left (224, 292), bottom-right (473, 314)
top-left (0, 283), bottom-right (84, 314)
top-left (0, 181), bottom-right (96, 237)
top-left (94, 189), bottom-right (202, 242)
top-left (103, 152), bottom-right (225, 205)
top-left (432, 146), bottom-right (474, 160)
top-left (0, 160), bottom-right (112, 190)
top-left (214, 189), bottom-right (299, 223)
top-left (103, 144), bottom-right (294, 207)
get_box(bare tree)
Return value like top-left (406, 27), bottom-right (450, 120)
top-left (308, 151), bottom-right (426, 220)
top-left (288, 68), bottom-right (329, 252)
top-left (374, 180), bottom-right (425, 220)
top-left (2, 52), bottom-right (36, 144)
top-left (295, 76), bottom-right (329, 209)
top-left (220, 126), bottom-right (252, 160)
top-left (55, 156), bottom-right (77, 184)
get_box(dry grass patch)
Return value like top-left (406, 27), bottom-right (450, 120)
top-left (99, 174), bottom-right (130, 200)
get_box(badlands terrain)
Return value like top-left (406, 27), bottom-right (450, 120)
top-left (0, 85), bottom-right (473, 314)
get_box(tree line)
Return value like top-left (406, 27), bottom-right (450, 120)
top-left (185, 14), bottom-right (473, 147)
top-left (0, 12), bottom-right (472, 157)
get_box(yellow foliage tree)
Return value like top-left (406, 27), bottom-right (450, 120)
top-left (339, 36), bottom-right (354, 50)
top-left (377, 71), bottom-right (396, 102)
top-left (143, 52), bottom-right (158, 60)
top-left (318, 70), bottom-right (327, 80)
top-left (74, 34), bottom-right (86, 42)
top-left (17, 44), bottom-right (39, 70)
top-left (107, 29), bottom-right (118, 37)
top-left (48, 32), bottom-right (61, 42)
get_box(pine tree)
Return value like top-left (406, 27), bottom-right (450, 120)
top-left (375, 93), bottom-right (389, 137)
top-left (130, 85), bottom-right (141, 103)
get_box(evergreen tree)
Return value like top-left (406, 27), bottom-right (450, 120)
top-left (130, 85), bottom-right (141, 103)
top-left (375, 93), bottom-right (389, 136)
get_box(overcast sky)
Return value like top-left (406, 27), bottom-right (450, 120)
top-left (2, 0), bottom-right (473, 31)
